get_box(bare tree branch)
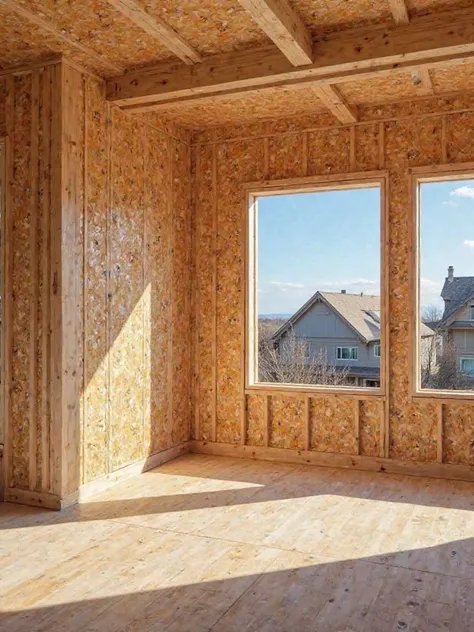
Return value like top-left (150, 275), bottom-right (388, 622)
top-left (258, 325), bottom-right (349, 386)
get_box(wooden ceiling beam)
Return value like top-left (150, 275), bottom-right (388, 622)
top-left (105, 0), bottom-right (202, 65)
top-left (388, 0), bottom-right (410, 25)
top-left (313, 84), bottom-right (357, 124)
top-left (237, 0), bottom-right (313, 66)
top-left (0, 0), bottom-right (124, 74)
top-left (411, 67), bottom-right (434, 95)
top-left (106, 9), bottom-right (474, 108)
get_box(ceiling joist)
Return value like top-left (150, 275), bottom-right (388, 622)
top-left (106, 9), bottom-right (474, 109)
top-left (0, 0), bottom-right (124, 74)
top-left (388, 0), bottom-right (410, 25)
top-left (237, 0), bottom-right (313, 66)
top-left (313, 84), bottom-right (357, 124)
top-left (412, 67), bottom-right (434, 95)
top-left (105, 0), bottom-right (202, 65)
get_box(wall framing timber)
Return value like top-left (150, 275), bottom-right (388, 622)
top-left (193, 98), bottom-right (474, 472)
top-left (0, 59), bottom-right (193, 508)
top-left (0, 137), bottom-right (6, 499)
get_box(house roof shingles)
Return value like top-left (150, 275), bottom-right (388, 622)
top-left (441, 275), bottom-right (474, 324)
top-left (273, 290), bottom-right (434, 341)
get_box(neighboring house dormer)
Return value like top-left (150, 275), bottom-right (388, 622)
top-left (440, 266), bottom-right (474, 328)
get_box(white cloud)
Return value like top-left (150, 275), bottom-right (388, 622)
top-left (443, 200), bottom-right (459, 208)
top-left (269, 281), bottom-right (305, 290)
top-left (464, 240), bottom-right (474, 248)
top-left (319, 278), bottom-right (378, 288)
top-left (420, 278), bottom-right (440, 288)
top-left (451, 186), bottom-right (474, 199)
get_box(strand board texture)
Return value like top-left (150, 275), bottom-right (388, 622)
top-left (193, 95), bottom-right (474, 471)
top-left (0, 63), bottom-right (193, 501)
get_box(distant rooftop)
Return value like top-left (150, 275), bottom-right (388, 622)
top-left (441, 266), bottom-right (474, 324)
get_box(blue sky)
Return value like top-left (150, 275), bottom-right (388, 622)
top-left (257, 179), bottom-right (474, 315)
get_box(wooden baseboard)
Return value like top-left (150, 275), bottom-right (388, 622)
top-left (4, 488), bottom-right (62, 510)
top-left (190, 441), bottom-right (474, 483)
top-left (4, 442), bottom-right (191, 511)
top-left (74, 441), bottom-right (191, 503)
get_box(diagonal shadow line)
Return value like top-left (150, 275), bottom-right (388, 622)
top-left (0, 538), bottom-right (473, 632)
top-left (2, 473), bottom-right (474, 530)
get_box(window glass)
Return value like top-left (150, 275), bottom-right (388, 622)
top-left (419, 178), bottom-right (474, 391)
top-left (460, 358), bottom-right (474, 376)
top-left (251, 185), bottom-right (381, 388)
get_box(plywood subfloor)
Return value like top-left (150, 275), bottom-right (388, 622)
top-left (1, 454), bottom-right (474, 631)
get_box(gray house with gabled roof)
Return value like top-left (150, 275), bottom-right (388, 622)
top-left (273, 290), bottom-right (434, 387)
top-left (439, 266), bottom-right (474, 377)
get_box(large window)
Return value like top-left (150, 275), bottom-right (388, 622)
top-left (247, 176), bottom-right (385, 391)
top-left (416, 173), bottom-right (474, 393)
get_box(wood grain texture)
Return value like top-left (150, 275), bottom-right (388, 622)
top-left (313, 84), bottom-right (358, 124)
top-left (193, 93), bottom-right (474, 476)
top-left (1, 61), bottom-right (193, 506)
top-left (107, 8), bottom-right (474, 108)
top-left (238, 0), bottom-right (313, 66)
top-left (105, 0), bottom-right (202, 64)
top-left (3, 453), bottom-right (474, 629)
top-left (388, 0), bottom-right (410, 24)
top-left (0, 0), bottom-right (124, 74)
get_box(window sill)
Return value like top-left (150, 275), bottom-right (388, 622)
top-left (412, 390), bottom-right (474, 404)
top-left (246, 383), bottom-right (385, 400)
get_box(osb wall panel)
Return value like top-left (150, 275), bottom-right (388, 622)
top-left (444, 405), bottom-right (474, 465)
top-left (194, 144), bottom-right (214, 442)
top-left (144, 133), bottom-right (171, 455)
top-left (1, 68), bottom-right (56, 493)
top-left (215, 140), bottom-right (265, 444)
top-left (270, 396), bottom-right (305, 450)
top-left (384, 117), bottom-right (441, 462)
top-left (246, 394), bottom-right (267, 447)
top-left (109, 109), bottom-right (145, 472)
top-left (310, 398), bottom-right (358, 454)
top-left (83, 78), bottom-right (108, 483)
top-left (2, 64), bottom-right (192, 495)
top-left (194, 96), bottom-right (474, 469)
top-left (10, 73), bottom-right (34, 489)
top-left (359, 400), bottom-right (382, 457)
top-left (81, 82), bottom-right (192, 483)
top-left (171, 139), bottom-right (192, 446)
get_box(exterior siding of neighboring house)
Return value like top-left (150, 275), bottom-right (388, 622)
top-left (440, 267), bottom-right (474, 377)
top-left (273, 290), bottom-right (434, 387)
top-left (273, 291), bottom-right (383, 387)
top-left (291, 300), bottom-right (380, 374)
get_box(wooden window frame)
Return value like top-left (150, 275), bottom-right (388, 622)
top-left (243, 170), bottom-right (389, 397)
top-left (409, 162), bottom-right (474, 402)
top-left (0, 138), bottom-right (6, 489)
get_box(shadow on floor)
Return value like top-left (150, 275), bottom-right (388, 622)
top-left (1, 455), bottom-right (473, 531)
top-left (1, 538), bottom-right (473, 631)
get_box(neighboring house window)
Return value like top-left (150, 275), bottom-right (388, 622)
top-left (374, 344), bottom-right (381, 358)
top-left (470, 306), bottom-right (474, 321)
top-left (460, 358), bottom-right (474, 377)
top-left (337, 347), bottom-right (358, 360)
